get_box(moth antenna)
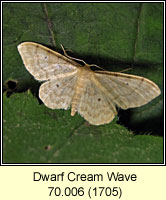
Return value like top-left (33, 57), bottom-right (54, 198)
top-left (60, 44), bottom-right (87, 65)
top-left (89, 64), bottom-right (105, 70)
top-left (119, 68), bottom-right (132, 73)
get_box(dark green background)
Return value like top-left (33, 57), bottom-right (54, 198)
top-left (3, 3), bottom-right (163, 163)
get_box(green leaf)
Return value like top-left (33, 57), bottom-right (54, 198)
top-left (3, 3), bottom-right (163, 163)
top-left (3, 93), bottom-right (163, 163)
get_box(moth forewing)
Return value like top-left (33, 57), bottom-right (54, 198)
top-left (94, 71), bottom-right (161, 109)
top-left (17, 42), bottom-right (79, 81)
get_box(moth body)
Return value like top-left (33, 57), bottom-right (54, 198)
top-left (71, 65), bottom-right (93, 116)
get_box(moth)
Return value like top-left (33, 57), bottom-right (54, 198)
top-left (17, 42), bottom-right (161, 125)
